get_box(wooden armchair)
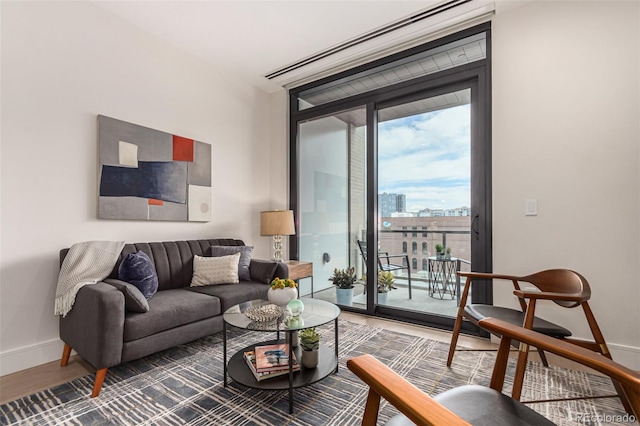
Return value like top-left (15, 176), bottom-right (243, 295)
top-left (447, 269), bottom-right (613, 402)
top-left (347, 318), bottom-right (640, 426)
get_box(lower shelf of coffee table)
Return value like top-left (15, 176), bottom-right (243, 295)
top-left (227, 339), bottom-right (337, 390)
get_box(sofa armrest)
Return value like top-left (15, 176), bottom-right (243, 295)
top-left (59, 282), bottom-right (125, 369)
top-left (249, 259), bottom-right (289, 284)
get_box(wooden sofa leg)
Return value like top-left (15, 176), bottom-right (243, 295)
top-left (60, 343), bottom-right (72, 367)
top-left (92, 368), bottom-right (108, 397)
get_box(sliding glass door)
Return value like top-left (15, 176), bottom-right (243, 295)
top-left (290, 24), bottom-right (491, 329)
top-left (375, 87), bottom-right (472, 317)
top-left (296, 107), bottom-right (367, 306)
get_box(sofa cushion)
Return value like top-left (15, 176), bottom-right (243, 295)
top-left (123, 289), bottom-right (221, 342)
top-left (118, 251), bottom-right (158, 299)
top-left (189, 282), bottom-right (269, 312)
top-left (209, 245), bottom-right (253, 281)
top-left (191, 253), bottom-right (240, 286)
top-left (104, 279), bottom-right (149, 313)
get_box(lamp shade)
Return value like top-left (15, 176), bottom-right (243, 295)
top-left (260, 210), bottom-right (295, 236)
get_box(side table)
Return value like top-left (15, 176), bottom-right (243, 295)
top-left (428, 256), bottom-right (460, 304)
top-left (284, 260), bottom-right (314, 296)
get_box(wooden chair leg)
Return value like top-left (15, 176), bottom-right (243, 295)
top-left (512, 342), bottom-right (530, 400)
top-left (447, 277), bottom-right (472, 367)
top-left (536, 348), bottom-right (550, 367)
top-left (60, 343), bottom-right (72, 367)
top-left (582, 302), bottom-right (634, 415)
top-left (512, 299), bottom-right (537, 400)
top-left (489, 335), bottom-right (512, 392)
top-left (362, 388), bottom-right (381, 426)
top-left (447, 311), bottom-right (464, 367)
top-left (582, 302), bottom-right (610, 357)
top-left (92, 368), bottom-right (108, 398)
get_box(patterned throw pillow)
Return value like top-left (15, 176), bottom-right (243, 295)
top-left (118, 251), bottom-right (159, 299)
top-left (191, 253), bottom-right (240, 286)
top-left (208, 245), bottom-right (253, 281)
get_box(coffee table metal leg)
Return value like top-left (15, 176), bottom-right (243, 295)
top-left (334, 317), bottom-right (339, 373)
top-left (223, 321), bottom-right (228, 387)
top-left (288, 331), bottom-right (294, 414)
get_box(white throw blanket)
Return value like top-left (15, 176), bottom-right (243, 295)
top-left (54, 240), bottom-right (126, 317)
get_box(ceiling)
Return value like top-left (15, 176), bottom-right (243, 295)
top-left (92, 1), bottom-right (452, 93)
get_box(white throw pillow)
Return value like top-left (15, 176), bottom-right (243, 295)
top-left (191, 253), bottom-right (240, 286)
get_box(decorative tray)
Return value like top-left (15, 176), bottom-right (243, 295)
top-left (244, 304), bottom-right (283, 322)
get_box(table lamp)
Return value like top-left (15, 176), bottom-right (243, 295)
top-left (260, 210), bottom-right (295, 262)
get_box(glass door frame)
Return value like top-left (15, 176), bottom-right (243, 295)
top-left (289, 24), bottom-right (492, 334)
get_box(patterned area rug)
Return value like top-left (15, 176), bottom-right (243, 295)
top-left (0, 320), bottom-right (629, 425)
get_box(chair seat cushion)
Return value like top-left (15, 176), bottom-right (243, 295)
top-left (384, 385), bottom-right (554, 426)
top-left (465, 305), bottom-right (572, 338)
top-left (436, 384), bottom-right (555, 426)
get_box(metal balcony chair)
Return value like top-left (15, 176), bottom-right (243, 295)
top-left (447, 269), bottom-right (630, 412)
top-left (357, 240), bottom-right (412, 299)
top-left (348, 317), bottom-right (640, 426)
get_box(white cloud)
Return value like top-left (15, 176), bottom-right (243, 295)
top-left (378, 105), bottom-right (471, 211)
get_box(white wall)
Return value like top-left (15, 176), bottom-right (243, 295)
top-left (492, 1), bottom-right (640, 368)
top-left (0, 1), bottom-right (287, 375)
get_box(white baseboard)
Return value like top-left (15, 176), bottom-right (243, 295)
top-left (0, 338), bottom-right (65, 377)
top-left (609, 343), bottom-right (640, 371)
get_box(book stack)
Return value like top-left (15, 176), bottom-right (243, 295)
top-left (244, 343), bottom-right (300, 381)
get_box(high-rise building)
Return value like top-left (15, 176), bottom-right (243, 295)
top-left (379, 193), bottom-right (406, 217)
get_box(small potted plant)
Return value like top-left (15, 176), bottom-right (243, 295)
top-left (268, 277), bottom-right (298, 306)
top-left (445, 247), bottom-right (452, 260)
top-left (435, 244), bottom-right (445, 260)
top-left (377, 270), bottom-right (397, 305)
top-left (299, 327), bottom-right (321, 368)
top-left (329, 267), bottom-right (357, 306)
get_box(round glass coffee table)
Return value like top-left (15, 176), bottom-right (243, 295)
top-left (223, 298), bottom-right (340, 414)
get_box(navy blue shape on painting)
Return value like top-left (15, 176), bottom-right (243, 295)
top-left (100, 161), bottom-right (187, 204)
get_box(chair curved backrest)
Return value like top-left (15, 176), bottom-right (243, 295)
top-left (521, 269), bottom-right (591, 308)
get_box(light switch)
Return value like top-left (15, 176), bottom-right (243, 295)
top-left (525, 199), bottom-right (537, 216)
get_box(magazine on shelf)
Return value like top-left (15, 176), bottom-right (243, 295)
top-left (254, 343), bottom-right (299, 372)
top-left (244, 351), bottom-right (299, 381)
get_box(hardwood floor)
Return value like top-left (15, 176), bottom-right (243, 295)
top-left (0, 354), bottom-right (94, 405)
top-left (0, 312), bottom-right (598, 405)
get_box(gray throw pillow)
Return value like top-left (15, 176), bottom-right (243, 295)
top-left (208, 245), bottom-right (253, 281)
top-left (249, 260), bottom-right (278, 284)
top-left (104, 279), bottom-right (150, 313)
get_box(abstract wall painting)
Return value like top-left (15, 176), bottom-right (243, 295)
top-left (98, 115), bottom-right (212, 222)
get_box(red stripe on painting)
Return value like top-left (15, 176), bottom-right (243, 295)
top-left (173, 135), bottom-right (194, 162)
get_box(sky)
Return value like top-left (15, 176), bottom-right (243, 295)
top-left (377, 104), bottom-right (470, 212)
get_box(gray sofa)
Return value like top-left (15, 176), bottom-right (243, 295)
top-left (59, 238), bottom-right (287, 397)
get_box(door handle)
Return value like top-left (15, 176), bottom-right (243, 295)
top-left (472, 215), bottom-right (480, 240)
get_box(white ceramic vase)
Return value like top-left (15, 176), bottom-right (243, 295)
top-left (267, 287), bottom-right (298, 306)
